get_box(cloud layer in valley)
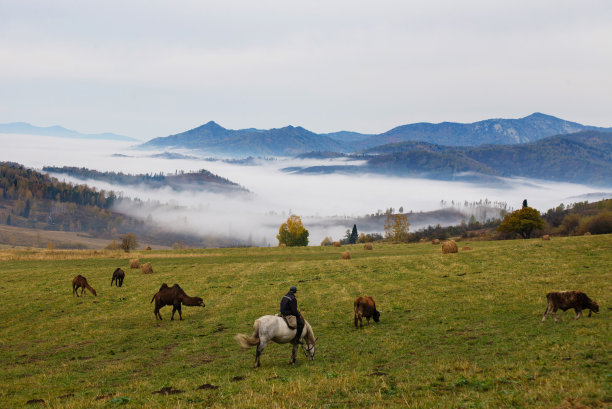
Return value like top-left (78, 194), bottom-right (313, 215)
top-left (2, 134), bottom-right (608, 245)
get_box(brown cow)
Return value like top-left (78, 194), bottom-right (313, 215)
top-left (354, 296), bottom-right (380, 328)
top-left (150, 283), bottom-right (205, 320)
top-left (542, 291), bottom-right (599, 322)
top-left (72, 275), bottom-right (97, 297)
top-left (111, 268), bottom-right (125, 287)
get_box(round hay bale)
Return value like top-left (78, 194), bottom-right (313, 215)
top-left (541, 235), bottom-right (551, 241)
top-left (146, 246), bottom-right (152, 251)
top-left (279, 243), bottom-right (287, 247)
top-left (141, 262), bottom-right (153, 274)
top-left (341, 250), bottom-right (351, 260)
top-left (584, 232), bottom-right (591, 236)
top-left (363, 243), bottom-right (373, 250)
top-left (432, 239), bottom-right (440, 245)
top-left (441, 240), bottom-right (458, 254)
top-left (129, 259), bottom-right (140, 269)
top-left (333, 241), bottom-right (341, 247)
top-left (461, 246), bottom-right (472, 251)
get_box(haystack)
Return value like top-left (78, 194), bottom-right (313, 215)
top-left (279, 243), bottom-right (287, 247)
top-left (461, 246), bottom-right (472, 251)
top-left (584, 232), bottom-right (591, 236)
top-left (363, 243), bottom-right (373, 250)
top-left (141, 262), bottom-right (154, 274)
top-left (341, 251), bottom-right (351, 260)
top-left (129, 259), bottom-right (140, 269)
top-left (333, 241), bottom-right (341, 247)
top-left (441, 240), bottom-right (458, 254)
top-left (146, 246), bottom-right (152, 251)
top-left (541, 235), bottom-right (551, 241)
top-left (432, 239), bottom-right (440, 245)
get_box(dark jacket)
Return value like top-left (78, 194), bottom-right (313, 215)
top-left (280, 292), bottom-right (299, 316)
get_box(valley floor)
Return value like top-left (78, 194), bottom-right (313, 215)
top-left (0, 236), bottom-right (610, 408)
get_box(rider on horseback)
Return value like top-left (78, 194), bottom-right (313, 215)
top-left (280, 286), bottom-right (304, 344)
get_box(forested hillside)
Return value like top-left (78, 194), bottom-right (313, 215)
top-left (43, 166), bottom-right (247, 193)
top-left (0, 163), bottom-right (215, 248)
top-left (291, 131), bottom-right (612, 185)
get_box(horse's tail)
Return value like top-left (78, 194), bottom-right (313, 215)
top-left (235, 319), bottom-right (261, 349)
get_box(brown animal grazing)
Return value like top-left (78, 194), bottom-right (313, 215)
top-left (542, 291), bottom-right (599, 322)
top-left (150, 283), bottom-right (205, 320)
top-left (72, 275), bottom-right (97, 297)
top-left (111, 268), bottom-right (125, 287)
top-left (354, 296), bottom-right (380, 328)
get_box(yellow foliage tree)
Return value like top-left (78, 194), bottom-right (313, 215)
top-left (277, 215), bottom-right (309, 246)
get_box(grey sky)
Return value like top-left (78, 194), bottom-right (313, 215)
top-left (1, 0), bottom-right (611, 140)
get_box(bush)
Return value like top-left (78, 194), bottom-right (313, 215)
top-left (577, 212), bottom-right (612, 235)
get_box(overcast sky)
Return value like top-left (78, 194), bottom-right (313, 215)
top-left (1, 0), bottom-right (611, 140)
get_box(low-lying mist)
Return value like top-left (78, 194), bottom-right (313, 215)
top-left (2, 133), bottom-right (609, 245)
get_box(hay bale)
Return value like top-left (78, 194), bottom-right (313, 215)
top-left (541, 235), bottom-right (551, 241)
top-left (279, 243), bottom-right (287, 247)
top-left (584, 232), bottom-right (591, 236)
top-left (441, 240), bottom-right (458, 254)
top-left (141, 262), bottom-right (153, 274)
top-left (129, 259), bottom-right (140, 269)
top-left (333, 241), bottom-right (341, 247)
top-left (461, 246), bottom-right (472, 251)
top-left (432, 239), bottom-right (440, 245)
top-left (146, 246), bottom-right (152, 251)
top-left (363, 243), bottom-right (373, 250)
top-left (341, 251), bottom-right (351, 260)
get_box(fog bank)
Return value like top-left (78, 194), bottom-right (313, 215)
top-left (2, 133), bottom-right (609, 245)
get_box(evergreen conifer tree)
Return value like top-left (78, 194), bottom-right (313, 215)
top-left (349, 224), bottom-right (358, 244)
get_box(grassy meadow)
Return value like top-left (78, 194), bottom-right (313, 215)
top-left (0, 236), bottom-right (611, 408)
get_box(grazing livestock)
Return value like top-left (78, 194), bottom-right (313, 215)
top-left (354, 296), bottom-right (380, 328)
top-left (150, 283), bottom-right (205, 320)
top-left (235, 315), bottom-right (317, 367)
top-left (72, 275), bottom-right (97, 297)
top-left (111, 268), bottom-right (125, 287)
top-left (542, 291), bottom-right (599, 322)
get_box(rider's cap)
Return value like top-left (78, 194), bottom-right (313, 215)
top-left (290, 286), bottom-right (297, 293)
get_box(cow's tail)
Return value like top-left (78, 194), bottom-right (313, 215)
top-left (235, 319), bottom-right (261, 349)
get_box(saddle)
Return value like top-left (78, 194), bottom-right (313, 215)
top-left (280, 314), bottom-right (297, 329)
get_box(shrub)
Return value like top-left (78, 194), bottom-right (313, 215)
top-left (320, 237), bottom-right (333, 246)
top-left (577, 212), bottom-right (612, 235)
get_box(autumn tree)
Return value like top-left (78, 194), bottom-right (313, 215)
top-left (497, 207), bottom-right (545, 239)
top-left (119, 232), bottom-right (139, 252)
top-left (277, 215), bottom-right (309, 246)
top-left (384, 213), bottom-right (410, 242)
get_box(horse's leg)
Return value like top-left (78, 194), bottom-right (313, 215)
top-left (255, 339), bottom-right (267, 368)
top-left (290, 343), bottom-right (298, 364)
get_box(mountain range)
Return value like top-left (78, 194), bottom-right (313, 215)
top-left (140, 113), bottom-right (612, 156)
top-left (0, 122), bottom-right (139, 142)
top-left (288, 131), bottom-right (612, 186)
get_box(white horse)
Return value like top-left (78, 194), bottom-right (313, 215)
top-left (235, 315), bottom-right (317, 367)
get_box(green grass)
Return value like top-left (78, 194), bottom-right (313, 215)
top-left (0, 236), bottom-right (611, 408)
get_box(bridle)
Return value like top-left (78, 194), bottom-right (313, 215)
top-left (302, 337), bottom-right (317, 358)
